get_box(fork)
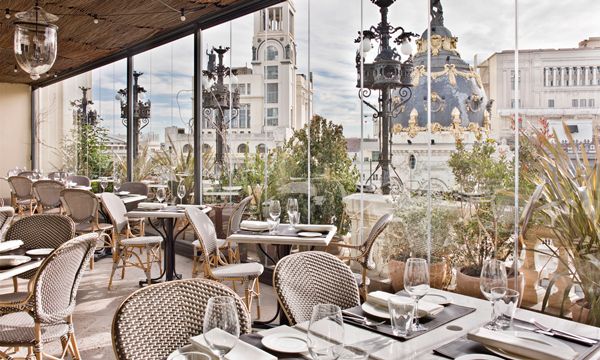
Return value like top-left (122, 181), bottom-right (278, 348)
top-left (342, 310), bottom-right (386, 326)
top-left (530, 319), bottom-right (598, 345)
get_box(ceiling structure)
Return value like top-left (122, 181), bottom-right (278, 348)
top-left (0, 0), bottom-right (282, 87)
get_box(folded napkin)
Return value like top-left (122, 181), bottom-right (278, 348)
top-left (190, 329), bottom-right (276, 360)
top-left (467, 327), bottom-right (578, 360)
top-left (137, 202), bottom-right (167, 210)
top-left (239, 220), bottom-right (270, 231)
top-left (0, 240), bottom-right (24, 253)
top-left (367, 291), bottom-right (444, 316)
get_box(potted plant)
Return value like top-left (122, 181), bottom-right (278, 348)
top-left (381, 192), bottom-right (457, 291)
top-left (524, 125), bottom-right (600, 326)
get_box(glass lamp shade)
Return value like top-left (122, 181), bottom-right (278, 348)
top-left (400, 39), bottom-right (413, 56)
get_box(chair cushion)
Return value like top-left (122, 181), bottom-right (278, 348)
top-left (0, 292), bottom-right (29, 304)
top-left (120, 236), bottom-right (163, 246)
top-left (193, 239), bottom-right (237, 250)
top-left (211, 262), bottom-right (263, 279)
top-left (75, 222), bottom-right (113, 232)
top-left (0, 292), bottom-right (31, 315)
top-left (0, 312), bottom-right (69, 345)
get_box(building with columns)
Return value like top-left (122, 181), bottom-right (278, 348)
top-left (479, 37), bottom-right (600, 143)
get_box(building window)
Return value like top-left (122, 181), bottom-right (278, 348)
top-left (408, 154), bottom-right (416, 170)
top-left (589, 99), bottom-right (595, 108)
top-left (572, 99), bottom-right (579, 107)
top-left (257, 143), bottom-right (267, 154)
top-left (238, 84), bottom-right (246, 95)
top-left (266, 83), bottom-right (278, 103)
top-left (548, 99), bottom-right (554, 108)
top-left (266, 46), bottom-right (278, 61)
top-left (202, 144), bottom-right (212, 153)
top-left (266, 108), bottom-right (278, 126)
top-left (265, 65), bottom-right (278, 80)
top-left (580, 99), bottom-right (587, 107)
top-left (510, 99), bottom-right (521, 108)
top-left (246, 83), bottom-right (251, 95)
top-left (289, 10), bottom-right (294, 35)
top-left (510, 70), bottom-right (521, 88)
top-left (239, 104), bottom-right (251, 128)
top-left (237, 143), bottom-right (248, 153)
top-left (182, 144), bottom-right (192, 153)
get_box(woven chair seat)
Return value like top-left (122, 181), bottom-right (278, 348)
top-left (0, 312), bottom-right (70, 345)
top-left (0, 292), bottom-right (31, 315)
top-left (193, 238), bottom-right (236, 250)
top-left (0, 292), bottom-right (29, 304)
top-left (211, 262), bottom-right (263, 279)
top-left (42, 207), bottom-right (62, 214)
top-left (121, 236), bottom-right (163, 246)
top-left (16, 198), bottom-right (34, 205)
top-left (75, 222), bottom-right (113, 233)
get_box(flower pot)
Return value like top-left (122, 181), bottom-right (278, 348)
top-left (455, 266), bottom-right (524, 301)
top-left (571, 299), bottom-right (591, 325)
top-left (389, 258), bottom-right (449, 292)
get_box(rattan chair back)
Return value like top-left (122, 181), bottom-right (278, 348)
top-left (101, 192), bottom-right (128, 233)
top-left (48, 171), bottom-right (68, 181)
top-left (120, 182), bottom-right (149, 196)
top-left (33, 180), bottom-right (65, 210)
top-left (18, 171), bottom-right (37, 178)
top-left (66, 175), bottom-right (91, 187)
top-left (0, 206), bottom-right (15, 241)
top-left (112, 278), bottom-right (251, 360)
top-left (227, 195), bottom-right (253, 235)
top-left (5, 214), bottom-right (75, 250)
top-left (186, 207), bottom-right (218, 257)
top-left (361, 213), bottom-right (393, 270)
top-left (32, 232), bottom-right (97, 324)
top-left (60, 188), bottom-right (99, 224)
top-left (273, 251), bottom-right (361, 325)
top-left (7, 176), bottom-right (34, 200)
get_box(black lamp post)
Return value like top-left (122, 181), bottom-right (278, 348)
top-left (356, 0), bottom-right (417, 194)
top-left (117, 71), bottom-right (151, 158)
top-left (202, 46), bottom-right (240, 179)
top-left (71, 86), bottom-right (98, 127)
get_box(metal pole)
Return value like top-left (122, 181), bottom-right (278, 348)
top-left (379, 5), bottom-right (391, 195)
top-left (513, 0), bottom-right (520, 291)
top-left (126, 56), bottom-right (134, 181)
top-left (194, 26), bottom-right (203, 205)
top-left (307, 0), bottom-right (312, 223)
top-left (359, 0), bottom-right (365, 243)
top-left (30, 89), bottom-right (37, 170)
top-left (426, 0), bottom-right (432, 264)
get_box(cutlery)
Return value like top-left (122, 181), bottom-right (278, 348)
top-left (342, 311), bottom-right (386, 327)
top-left (530, 319), bottom-right (598, 345)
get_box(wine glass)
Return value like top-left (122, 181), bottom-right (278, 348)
top-left (156, 187), bottom-right (166, 204)
top-left (480, 259), bottom-right (508, 330)
top-left (268, 199), bottom-right (281, 234)
top-left (404, 258), bottom-right (430, 332)
top-left (177, 181), bottom-right (186, 205)
top-left (100, 177), bottom-right (108, 192)
top-left (113, 176), bottom-right (121, 193)
top-left (287, 198), bottom-right (299, 230)
top-left (203, 296), bottom-right (240, 360)
top-left (307, 304), bottom-right (344, 360)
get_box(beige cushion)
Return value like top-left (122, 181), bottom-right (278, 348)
top-left (212, 263), bottom-right (263, 279)
top-left (121, 236), bottom-right (163, 246)
top-left (75, 222), bottom-right (113, 233)
top-left (0, 291), bottom-right (29, 304)
top-left (0, 312), bottom-right (69, 345)
top-left (193, 239), bottom-right (236, 250)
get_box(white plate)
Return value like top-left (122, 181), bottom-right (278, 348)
top-left (297, 231), bottom-right (323, 238)
top-left (240, 220), bottom-right (270, 232)
top-left (422, 293), bottom-right (453, 305)
top-left (261, 333), bottom-right (308, 354)
top-left (484, 331), bottom-right (574, 360)
top-left (0, 240), bottom-right (24, 253)
top-left (117, 191), bottom-right (130, 195)
top-left (295, 224), bottom-right (331, 232)
top-left (0, 255), bottom-right (31, 267)
top-left (26, 248), bottom-right (53, 256)
top-left (455, 355), bottom-right (505, 360)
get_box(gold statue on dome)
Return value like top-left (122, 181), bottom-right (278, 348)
top-left (449, 107), bottom-right (464, 140)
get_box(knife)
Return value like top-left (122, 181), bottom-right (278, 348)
top-left (513, 324), bottom-right (598, 346)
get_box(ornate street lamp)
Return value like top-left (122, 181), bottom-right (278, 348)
top-left (71, 86), bottom-right (99, 127)
top-left (116, 71), bottom-right (151, 158)
top-left (202, 46), bottom-right (240, 179)
top-left (355, 0), bottom-right (418, 195)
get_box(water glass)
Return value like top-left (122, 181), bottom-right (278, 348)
top-left (287, 198), bottom-right (299, 229)
top-left (494, 288), bottom-right (520, 329)
top-left (388, 295), bottom-right (414, 337)
top-left (203, 296), bottom-right (240, 360)
top-left (177, 181), bottom-right (186, 205)
top-left (171, 352), bottom-right (210, 360)
top-left (480, 259), bottom-right (508, 330)
top-left (307, 304), bottom-right (344, 360)
top-left (403, 258), bottom-right (430, 331)
top-left (156, 187), bottom-right (166, 203)
top-left (100, 177), bottom-right (108, 192)
top-left (269, 199), bottom-right (281, 234)
top-left (113, 177), bottom-right (121, 193)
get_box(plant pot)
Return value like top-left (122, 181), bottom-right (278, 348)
top-left (455, 266), bottom-right (524, 301)
top-left (571, 299), bottom-right (591, 325)
top-left (389, 258), bottom-right (449, 292)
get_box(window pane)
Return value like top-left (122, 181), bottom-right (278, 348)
top-left (266, 83), bottom-right (278, 103)
top-left (266, 65), bottom-right (278, 79)
top-left (266, 107), bottom-right (278, 126)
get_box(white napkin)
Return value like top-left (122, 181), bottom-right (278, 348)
top-left (190, 330), bottom-right (276, 360)
top-left (467, 327), bottom-right (578, 360)
top-left (137, 202), bottom-right (167, 210)
top-left (239, 220), bottom-right (270, 231)
top-left (367, 291), bottom-right (444, 316)
top-left (0, 240), bottom-right (24, 253)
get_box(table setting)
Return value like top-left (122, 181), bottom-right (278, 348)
top-left (0, 239), bottom-right (50, 281)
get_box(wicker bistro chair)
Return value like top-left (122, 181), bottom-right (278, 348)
top-left (191, 196), bottom-right (252, 275)
top-left (0, 207), bottom-right (15, 241)
top-left (0, 233), bottom-right (97, 360)
top-left (5, 214), bottom-right (76, 292)
top-left (273, 251), bottom-right (361, 325)
top-left (119, 182), bottom-right (149, 196)
top-left (7, 176), bottom-right (37, 216)
top-left (33, 180), bottom-right (65, 214)
top-left (100, 193), bottom-right (162, 290)
top-left (112, 278), bottom-right (251, 360)
top-left (336, 213), bottom-right (394, 300)
top-left (47, 172), bottom-right (68, 182)
top-left (65, 175), bottom-right (90, 187)
top-left (60, 189), bottom-right (113, 270)
top-left (185, 207), bottom-right (263, 317)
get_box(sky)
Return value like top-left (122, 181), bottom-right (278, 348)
top-left (91, 0), bottom-right (600, 139)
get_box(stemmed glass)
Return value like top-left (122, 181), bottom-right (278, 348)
top-left (404, 258), bottom-right (430, 332)
top-left (156, 187), bottom-right (166, 204)
top-left (480, 259), bottom-right (508, 330)
top-left (307, 304), bottom-right (344, 360)
top-left (113, 176), bottom-right (121, 193)
top-left (100, 177), bottom-right (108, 192)
top-left (202, 296), bottom-right (240, 360)
top-left (269, 199), bottom-right (281, 234)
top-left (177, 181), bottom-right (186, 205)
top-left (287, 198), bottom-right (299, 230)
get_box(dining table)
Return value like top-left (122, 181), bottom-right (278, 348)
top-left (126, 204), bottom-right (211, 285)
top-left (0, 255), bottom-right (43, 282)
top-left (171, 288), bottom-right (600, 360)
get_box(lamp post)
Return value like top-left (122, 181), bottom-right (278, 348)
top-left (356, 0), bottom-right (417, 195)
top-left (117, 71), bottom-right (151, 158)
top-left (202, 46), bottom-right (240, 179)
top-left (71, 86), bottom-right (98, 127)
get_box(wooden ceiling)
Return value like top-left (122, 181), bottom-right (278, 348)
top-left (0, 0), bottom-right (280, 87)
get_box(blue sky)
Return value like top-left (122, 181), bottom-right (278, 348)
top-left (91, 0), bottom-right (600, 140)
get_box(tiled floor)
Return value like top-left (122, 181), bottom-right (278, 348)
top-left (1, 254), bottom-right (279, 359)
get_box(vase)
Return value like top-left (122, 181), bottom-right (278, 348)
top-left (388, 258), bottom-right (449, 292)
top-left (455, 266), bottom-right (524, 302)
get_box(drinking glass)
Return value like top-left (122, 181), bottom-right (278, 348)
top-left (480, 259), bottom-right (508, 330)
top-left (100, 177), bottom-right (108, 192)
top-left (177, 181), bottom-right (186, 205)
top-left (307, 304), bottom-right (344, 360)
top-left (403, 258), bottom-right (430, 331)
top-left (493, 287), bottom-right (520, 329)
top-left (202, 296), bottom-right (240, 360)
top-left (156, 187), bottom-right (166, 204)
top-left (269, 199), bottom-right (281, 234)
top-left (113, 176), bottom-right (121, 193)
top-left (172, 352), bottom-right (210, 360)
top-left (388, 295), bottom-right (414, 337)
top-left (287, 198), bottom-right (299, 229)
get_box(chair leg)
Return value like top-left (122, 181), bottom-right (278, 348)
top-left (145, 245), bottom-right (152, 285)
top-left (254, 278), bottom-right (261, 319)
top-left (12, 276), bottom-right (18, 292)
top-left (68, 330), bottom-right (82, 360)
top-left (243, 279), bottom-right (251, 312)
top-left (33, 323), bottom-right (43, 360)
top-left (121, 248), bottom-right (128, 279)
top-left (108, 249), bottom-right (122, 290)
